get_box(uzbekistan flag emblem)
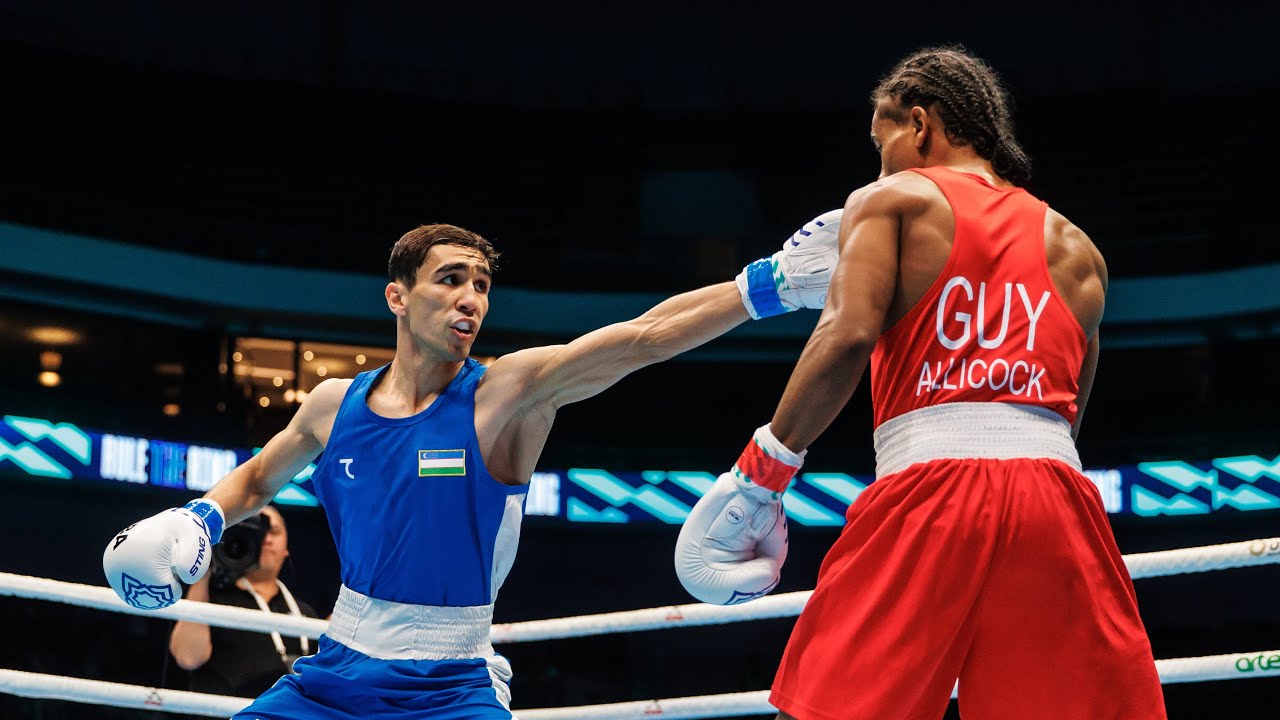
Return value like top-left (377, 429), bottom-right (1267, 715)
top-left (418, 449), bottom-right (466, 477)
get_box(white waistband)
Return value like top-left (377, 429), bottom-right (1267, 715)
top-left (873, 403), bottom-right (1081, 479)
top-left (326, 585), bottom-right (495, 661)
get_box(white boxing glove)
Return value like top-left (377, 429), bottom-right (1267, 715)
top-left (102, 499), bottom-right (225, 610)
top-left (675, 424), bottom-right (803, 605)
top-left (736, 209), bottom-right (842, 319)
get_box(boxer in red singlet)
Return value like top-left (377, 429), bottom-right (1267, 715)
top-left (676, 47), bottom-right (1167, 719)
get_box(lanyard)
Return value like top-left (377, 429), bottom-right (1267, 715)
top-left (236, 577), bottom-right (311, 661)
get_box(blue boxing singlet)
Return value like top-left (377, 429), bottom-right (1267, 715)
top-left (236, 358), bottom-right (524, 720)
top-left (309, 359), bottom-right (527, 607)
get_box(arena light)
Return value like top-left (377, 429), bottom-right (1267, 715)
top-left (38, 351), bottom-right (63, 387)
top-left (26, 327), bottom-right (80, 346)
top-left (39, 351), bottom-right (62, 371)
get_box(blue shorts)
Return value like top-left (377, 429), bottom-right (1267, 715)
top-left (234, 636), bottom-right (515, 720)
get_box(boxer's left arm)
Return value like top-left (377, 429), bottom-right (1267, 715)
top-left (767, 183), bottom-right (901, 453)
top-left (674, 183), bottom-right (902, 605)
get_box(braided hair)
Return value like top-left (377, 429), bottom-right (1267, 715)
top-left (874, 46), bottom-right (1031, 186)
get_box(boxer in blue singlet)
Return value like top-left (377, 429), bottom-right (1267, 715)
top-left (102, 216), bottom-right (842, 718)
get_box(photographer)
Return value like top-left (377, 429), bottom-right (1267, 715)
top-left (168, 505), bottom-right (320, 698)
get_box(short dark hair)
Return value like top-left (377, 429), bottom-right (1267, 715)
top-left (874, 46), bottom-right (1031, 186)
top-left (387, 224), bottom-right (500, 287)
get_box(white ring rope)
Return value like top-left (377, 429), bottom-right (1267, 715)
top-left (494, 591), bottom-right (810, 644)
top-left (3, 537), bottom-right (1276, 643)
top-left (0, 572), bottom-right (329, 638)
top-left (0, 669), bottom-right (251, 718)
top-left (5, 649), bottom-right (1280, 720)
top-left (1124, 537), bottom-right (1280, 579)
top-left (0, 537), bottom-right (1276, 718)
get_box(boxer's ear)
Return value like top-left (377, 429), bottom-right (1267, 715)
top-left (386, 282), bottom-right (408, 317)
top-left (911, 105), bottom-right (930, 151)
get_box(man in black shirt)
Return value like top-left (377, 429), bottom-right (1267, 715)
top-left (169, 505), bottom-right (320, 697)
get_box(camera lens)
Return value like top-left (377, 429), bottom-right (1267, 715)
top-left (210, 512), bottom-right (270, 589)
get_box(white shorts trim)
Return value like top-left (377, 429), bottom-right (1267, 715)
top-left (873, 402), bottom-right (1081, 479)
top-left (326, 584), bottom-right (495, 661)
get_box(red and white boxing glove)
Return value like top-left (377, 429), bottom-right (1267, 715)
top-left (102, 499), bottom-right (225, 610)
top-left (674, 424), bottom-right (803, 605)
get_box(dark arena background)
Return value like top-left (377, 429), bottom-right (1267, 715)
top-left (1, 2), bottom-right (1278, 719)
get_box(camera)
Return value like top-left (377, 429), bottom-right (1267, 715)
top-left (210, 512), bottom-right (270, 591)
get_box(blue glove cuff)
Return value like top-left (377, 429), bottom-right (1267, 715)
top-left (745, 258), bottom-right (787, 318)
top-left (182, 500), bottom-right (225, 544)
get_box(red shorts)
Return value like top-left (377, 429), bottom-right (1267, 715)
top-left (770, 458), bottom-right (1167, 720)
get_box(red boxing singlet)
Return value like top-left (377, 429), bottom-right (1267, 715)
top-left (869, 166), bottom-right (1086, 428)
top-left (772, 168), bottom-right (1166, 720)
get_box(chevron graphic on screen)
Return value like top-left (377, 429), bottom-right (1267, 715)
top-left (0, 437), bottom-right (72, 478)
top-left (5, 416), bottom-right (91, 463)
top-left (1, 413), bottom-right (1276, 523)
top-left (1214, 456), bottom-right (1280, 482)
top-left (567, 469), bottom-right (693, 524)
top-left (0, 416), bottom-right (94, 479)
top-left (1134, 456), bottom-right (1280, 516)
top-left (564, 469), bottom-right (854, 526)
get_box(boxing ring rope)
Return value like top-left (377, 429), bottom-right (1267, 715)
top-left (5, 537), bottom-right (1278, 643)
top-left (6, 650), bottom-right (1280, 719)
top-left (2, 536), bottom-right (1278, 718)
top-left (0, 572), bottom-right (328, 637)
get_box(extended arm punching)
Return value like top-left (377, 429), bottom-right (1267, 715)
top-left (492, 210), bottom-right (844, 412)
top-left (507, 281), bottom-right (751, 410)
top-left (101, 213), bottom-right (843, 613)
top-left (676, 185), bottom-right (905, 605)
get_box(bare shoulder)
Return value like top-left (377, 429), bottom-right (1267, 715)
top-left (479, 346), bottom-right (561, 396)
top-left (1045, 208), bottom-right (1108, 291)
top-left (475, 345), bottom-right (564, 420)
top-left (304, 377), bottom-right (354, 407)
top-left (1044, 207), bottom-right (1108, 338)
top-left (295, 378), bottom-right (352, 424)
top-left (290, 377), bottom-right (352, 446)
top-left (846, 172), bottom-right (940, 216)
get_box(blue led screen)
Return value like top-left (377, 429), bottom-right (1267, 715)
top-left (2, 414), bottom-right (1277, 524)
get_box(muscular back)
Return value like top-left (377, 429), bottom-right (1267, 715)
top-left (853, 166), bottom-right (1106, 431)
top-left (887, 170), bottom-right (1106, 340)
